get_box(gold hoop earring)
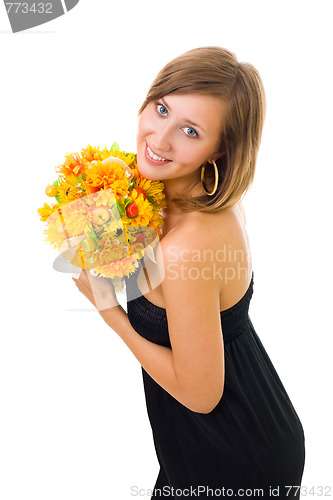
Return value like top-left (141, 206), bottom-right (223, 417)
top-left (201, 160), bottom-right (219, 196)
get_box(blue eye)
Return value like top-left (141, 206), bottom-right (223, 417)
top-left (157, 104), bottom-right (168, 115)
top-left (184, 126), bottom-right (197, 137)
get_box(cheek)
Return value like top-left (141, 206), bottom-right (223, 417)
top-left (137, 116), bottom-right (145, 140)
top-left (176, 142), bottom-right (202, 165)
top-left (178, 144), bottom-right (211, 171)
top-left (137, 109), bottom-right (156, 138)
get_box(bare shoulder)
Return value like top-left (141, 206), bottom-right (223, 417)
top-left (159, 205), bottom-right (252, 310)
top-left (162, 205), bottom-right (246, 250)
top-left (158, 206), bottom-right (250, 274)
top-left (237, 201), bottom-right (247, 225)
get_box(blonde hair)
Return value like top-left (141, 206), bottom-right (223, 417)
top-left (138, 46), bottom-right (266, 213)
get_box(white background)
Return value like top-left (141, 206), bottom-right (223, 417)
top-left (0, 1), bottom-right (332, 498)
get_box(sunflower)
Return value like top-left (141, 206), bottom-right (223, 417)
top-left (55, 177), bottom-right (85, 205)
top-left (122, 189), bottom-right (154, 227)
top-left (99, 217), bottom-right (124, 237)
top-left (132, 167), bottom-right (166, 207)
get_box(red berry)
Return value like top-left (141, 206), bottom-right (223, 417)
top-left (126, 202), bottom-right (139, 218)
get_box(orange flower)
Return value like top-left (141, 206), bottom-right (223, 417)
top-left (85, 160), bottom-right (130, 196)
top-left (57, 152), bottom-right (85, 177)
top-left (81, 145), bottom-right (109, 163)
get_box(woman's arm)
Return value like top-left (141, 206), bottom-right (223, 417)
top-left (74, 223), bottom-right (225, 414)
top-left (156, 223), bottom-right (225, 413)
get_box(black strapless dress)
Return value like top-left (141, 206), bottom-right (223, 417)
top-left (125, 264), bottom-right (305, 499)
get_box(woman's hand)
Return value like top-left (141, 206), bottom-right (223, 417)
top-left (72, 271), bottom-right (119, 311)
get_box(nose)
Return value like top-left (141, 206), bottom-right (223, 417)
top-left (152, 122), bottom-right (173, 154)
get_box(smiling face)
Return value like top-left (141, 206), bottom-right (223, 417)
top-left (136, 93), bottom-right (226, 184)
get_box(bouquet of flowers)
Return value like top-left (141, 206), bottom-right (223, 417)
top-left (38, 143), bottom-right (166, 290)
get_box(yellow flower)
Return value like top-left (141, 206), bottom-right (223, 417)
top-left (150, 210), bottom-right (165, 236)
top-left (90, 237), bottom-right (127, 277)
top-left (59, 197), bottom-right (94, 238)
top-left (95, 255), bottom-right (138, 279)
top-left (123, 188), bottom-right (154, 227)
top-left (56, 178), bottom-right (85, 205)
top-left (85, 160), bottom-right (130, 196)
top-left (37, 202), bottom-right (59, 221)
top-left (132, 167), bottom-right (166, 208)
top-left (71, 245), bottom-right (97, 271)
top-left (43, 210), bottom-right (67, 249)
top-left (91, 188), bottom-right (119, 209)
top-left (99, 218), bottom-right (123, 236)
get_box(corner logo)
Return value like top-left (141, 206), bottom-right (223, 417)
top-left (3, 0), bottom-right (80, 33)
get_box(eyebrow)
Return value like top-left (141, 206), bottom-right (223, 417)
top-left (160, 97), bottom-right (206, 134)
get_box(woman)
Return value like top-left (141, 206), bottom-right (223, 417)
top-left (73, 47), bottom-right (305, 498)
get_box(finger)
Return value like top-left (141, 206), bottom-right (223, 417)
top-left (78, 270), bottom-right (89, 283)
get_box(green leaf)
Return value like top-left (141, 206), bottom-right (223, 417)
top-left (116, 199), bottom-right (125, 216)
top-left (146, 195), bottom-right (154, 204)
top-left (53, 179), bottom-right (59, 187)
top-left (124, 198), bottom-right (132, 208)
top-left (55, 195), bottom-right (62, 204)
top-left (110, 141), bottom-right (120, 152)
top-left (89, 228), bottom-right (99, 246)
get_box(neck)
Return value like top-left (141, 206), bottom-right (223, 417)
top-left (162, 171), bottom-right (205, 216)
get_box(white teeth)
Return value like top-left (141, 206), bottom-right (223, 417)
top-left (147, 145), bottom-right (168, 162)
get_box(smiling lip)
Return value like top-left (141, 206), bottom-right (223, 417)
top-left (145, 143), bottom-right (171, 165)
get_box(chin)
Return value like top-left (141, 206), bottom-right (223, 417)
top-left (136, 153), bottom-right (163, 181)
top-left (137, 163), bottom-right (164, 181)
top-left (136, 152), bottom-right (149, 177)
